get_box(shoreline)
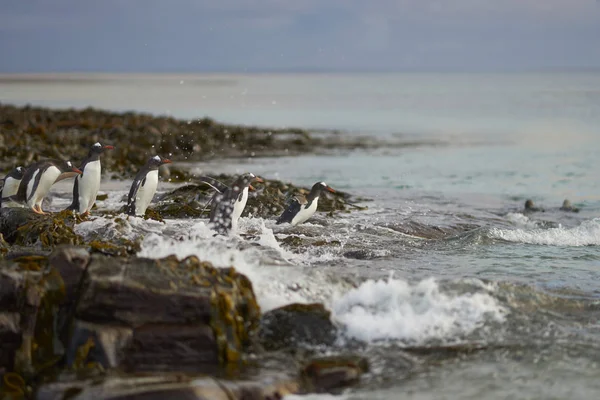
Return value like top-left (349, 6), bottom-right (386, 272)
top-left (0, 103), bottom-right (379, 178)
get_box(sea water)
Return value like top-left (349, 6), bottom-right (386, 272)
top-left (2, 72), bottom-right (600, 399)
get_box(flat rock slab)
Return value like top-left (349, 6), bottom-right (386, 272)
top-left (35, 373), bottom-right (300, 400)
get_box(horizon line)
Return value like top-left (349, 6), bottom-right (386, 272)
top-left (1, 66), bottom-right (600, 75)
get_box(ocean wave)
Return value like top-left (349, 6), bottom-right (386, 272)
top-left (504, 212), bottom-right (540, 229)
top-left (136, 220), bottom-right (355, 312)
top-left (489, 218), bottom-right (600, 246)
top-left (332, 277), bottom-right (506, 344)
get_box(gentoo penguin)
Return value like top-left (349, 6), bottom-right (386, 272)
top-left (125, 155), bottom-right (172, 216)
top-left (524, 199), bottom-right (544, 213)
top-left (0, 166), bottom-right (26, 208)
top-left (14, 160), bottom-right (82, 214)
top-left (276, 182), bottom-right (336, 226)
top-left (208, 172), bottom-right (263, 235)
top-left (67, 142), bottom-right (114, 215)
top-left (560, 199), bottom-right (579, 213)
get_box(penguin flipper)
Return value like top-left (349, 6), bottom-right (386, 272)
top-left (125, 177), bottom-right (144, 216)
top-left (66, 177), bottom-right (80, 211)
top-left (195, 176), bottom-right (229, 193)
top-left (276, 197), bottom-right (302, 224)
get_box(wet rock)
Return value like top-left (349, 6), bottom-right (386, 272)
top-left (0, 254), bottom-right (66, 378)
top-left (0, 208), bottom-right (84, 248)
top-left (0, 313), bottom-right (21, 371)
top-left (259, 303), bottom-right (337, 350)
top-left (35, 373), bottom-right (300, 400)
top-left (65, 320), bottom-right (133, 369)
top-left (0, 233), bottom-right (9, 256)
top-left (301, 355), bottom-right (369, 393)
top-left (75, 253), bottom-right (261, 372)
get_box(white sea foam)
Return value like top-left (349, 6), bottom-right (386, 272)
top-left (74, 214), bottom-right (166, 241)
top-left (490, 218), bottom-right (600, 246)
top-left (504, 212), bottom-right (539, 229)
top-left (136, 222), bottom-right (353, 312)
top-left (331, 277), bottom-right (506, 344)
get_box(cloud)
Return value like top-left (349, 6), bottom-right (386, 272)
top-left (0, 0), bottom-right (599, 72)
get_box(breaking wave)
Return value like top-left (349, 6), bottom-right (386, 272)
top-left (490, 218), bottom-right (600, 246)
top-left (331, 277), bottom-right (506, 344)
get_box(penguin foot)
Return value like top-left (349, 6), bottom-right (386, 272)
top-left (35, 205), bottom-right (46, 215)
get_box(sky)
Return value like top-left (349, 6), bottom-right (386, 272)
top-left (0, 0), bottom-right (599, 73)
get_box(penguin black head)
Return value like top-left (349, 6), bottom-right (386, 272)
top-left (7, 166), bottom-right (25, 180)
top-left (313, 181), bottom-right (336, 194)
top-left (524, 199), bottom-right (534, 210)
top-left (146, 155), bottom-right (172, 170)
top-left (231, 172), bottom-right (264, 193)
top-left (59, 160), bottom-right (83, 175)
top-left (89, 142), bottom-right (115, 156)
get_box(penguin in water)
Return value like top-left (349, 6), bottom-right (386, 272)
top-left (524, 199), bottom-right (544, 213)
top-left (276, 182), bottom-right (336, 226)
top-left (126, 155), bottom-right (172, 216)
top-left (67, 142), bottom-right (114, 215)
top-left (208, 172), bottom-right (263, 235)
top-left (560, 199), bottom-right (579, 213)
top-left (14, 160), bottom-right (82, 214)
top-left (0, 166), bottom-right (26, 208)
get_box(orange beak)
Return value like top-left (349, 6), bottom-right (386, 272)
top-left (162, 159), bottom-right (172, 164)
top-left (73, 167), bottom-right (83, 175)
top-left (326, 186), bottom-right (336, 193)
top-left (104, 145), bottom-right (115, 150)
top-left (254, 177), bottom-right (264, 183)
top-left (249, 185), bottom-right (255, 191)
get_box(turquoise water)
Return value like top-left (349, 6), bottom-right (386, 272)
top-left (2, 72), bottom-right (600, 399)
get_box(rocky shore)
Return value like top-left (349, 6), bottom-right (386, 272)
top-left (0, 103), bottom-right (378, 181)
top-left (0, 104), bottom-right (371, 399)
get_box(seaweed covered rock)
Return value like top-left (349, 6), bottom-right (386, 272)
top-left (0, 247), bottom-right (262, 393)
top-left (154, 182), bottom-right (217, 218)
top-left (0, 208), bottom-right (84, 248)
top-left (155, 175), bottom-right (357, 220)
top-left (0, 253), bottom-right (65, 378)
top-left (72, 253), bottom-right (261, 372)
top-left (0, 104), bottom-right (367, 179)
top-left (259, 303), bottom-right (337, 350)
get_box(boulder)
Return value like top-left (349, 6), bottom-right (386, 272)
top-left (73, 253), bottom-right (261, 372)
top-left (0, 208), bottom-right (84, 248)
top-left (259, 303), bottom-right (337, 350)
top-left (301, 355), bottom-right (369, 393)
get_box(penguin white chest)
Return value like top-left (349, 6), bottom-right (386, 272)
top-left (1, 177), bottom-right (23, 208)
top-left (1, 177), bottom-right (20, 198)
top-left (28, 166), bottom-right (61, 208)
top-left (78, 160), bottom-right (101, 213)
top-left (135, 170), bottom-right (159, 216)
top-left (231, 187), bottom-right (249, 230)
top-left (291, 197), bottom-right (319, 226)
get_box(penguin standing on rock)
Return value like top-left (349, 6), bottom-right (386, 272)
top-left (14, 160), bottom-right (82, 214)
top-left (0, 166), bottom-right (26, 208)
top-left (67, 142), bottom-right (114, 215)
top-left (208, 172), bottom-right (263, 235)
top-left (126, 155), bottom-right (172, 216)
top-left (276, 182), bottom-right (336, 226)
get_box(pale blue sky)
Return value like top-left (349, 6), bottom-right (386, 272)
top-left (1, 0), bottom-right (599, 72)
